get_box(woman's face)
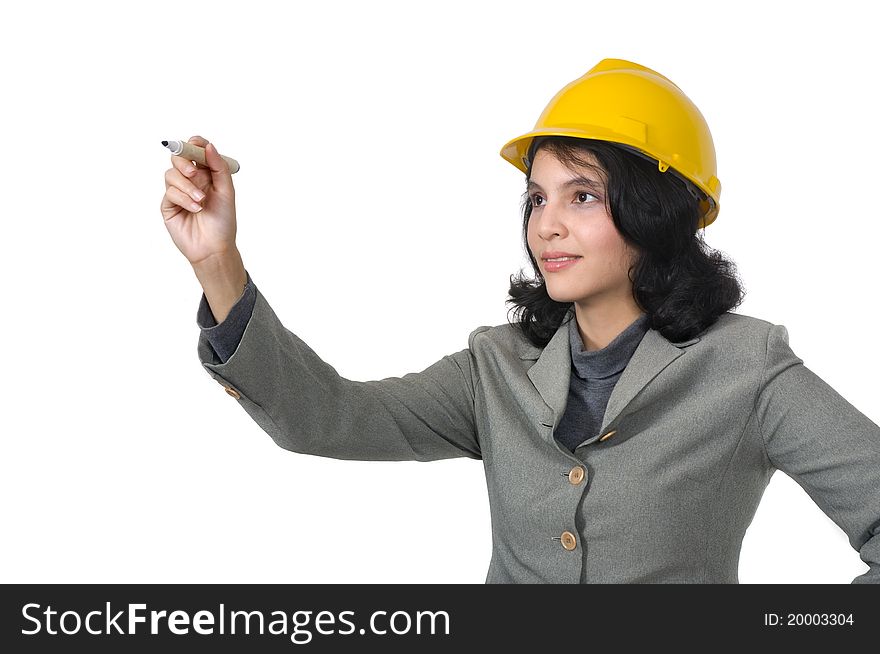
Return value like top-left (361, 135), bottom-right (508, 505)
top-left (526, 148), bottom-right (639, 311)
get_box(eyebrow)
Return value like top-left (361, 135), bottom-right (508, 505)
top-left (527, 175), bottom-right (603, 193)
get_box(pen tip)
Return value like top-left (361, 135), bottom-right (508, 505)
top-left (161, 140), bottom-right (168, 146)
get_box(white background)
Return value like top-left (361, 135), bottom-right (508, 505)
top-left (1, 0), bottom-right (877, 584)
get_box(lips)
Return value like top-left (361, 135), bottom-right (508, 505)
top-left (542, 256), bottom-right (582, 272)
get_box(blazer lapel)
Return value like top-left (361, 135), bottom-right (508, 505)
top-left (599, 327), bottom-right (697, 435)
top-left (522, 307), bottom-right (700, 442)
top-left (524, 313), bottom-right (572, 427)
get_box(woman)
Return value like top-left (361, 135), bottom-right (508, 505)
top-left (160, 59), bottom-right (880, 583)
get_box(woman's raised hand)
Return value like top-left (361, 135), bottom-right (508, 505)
top-left (160, 135), bottom-right (238, 267)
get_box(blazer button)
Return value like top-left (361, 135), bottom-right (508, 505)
top-left (223, 385), bottom-right (241, 400)
top-left (560, 531), bottom-right (577, 551)
top-left (567, 466), bottom-right (585, 485)
top-left (598, 429), bottom-right (617, 442)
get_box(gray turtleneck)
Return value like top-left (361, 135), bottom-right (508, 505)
top-left (197, 276), bottom-right (651, 455)
top-left (553, 311), bottom-right (651, 453)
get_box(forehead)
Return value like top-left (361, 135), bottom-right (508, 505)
top-left (528, 148), bottom-right (605, 189)
top-left (529, 148), bottom-right (602, 181)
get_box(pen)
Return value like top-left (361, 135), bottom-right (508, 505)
top-left (161, 140), bottom-right (240, 174)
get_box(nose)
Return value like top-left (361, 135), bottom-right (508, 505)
top-left (534, 200), bottom-right (567, 240)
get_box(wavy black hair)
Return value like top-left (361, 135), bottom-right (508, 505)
top-left (506, 136), bottom-right (745, 348)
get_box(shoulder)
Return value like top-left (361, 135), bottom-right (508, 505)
top-left (685, 311), bottom-right (789, 367)
top-left (465, 321), bottom-right (538, 360)
top-left (701, 311), bottom-right (777, 340)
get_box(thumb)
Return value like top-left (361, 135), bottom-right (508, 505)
top-left (204, 141), bottom-right (234, 196)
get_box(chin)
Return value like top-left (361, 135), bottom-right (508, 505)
top-left (544, 286), bottom-right (585, 303)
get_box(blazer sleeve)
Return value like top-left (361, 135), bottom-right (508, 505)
top-left (198, 270), bottom-right (257, 363)
top-left (197, 285), bottom-right (483, 463)
top-left (756, 323), bottom-right (880, 583)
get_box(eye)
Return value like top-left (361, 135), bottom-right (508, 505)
top-left (576, 191), bottom-right (597, 203)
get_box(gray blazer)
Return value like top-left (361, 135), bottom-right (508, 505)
top-left (198, 289), bottom-right (880, 583)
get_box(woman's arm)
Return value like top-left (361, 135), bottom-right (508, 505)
top-left (197, 286), bottom-right (483, 463)
top-left (757, 324), bottom-right (880, 583)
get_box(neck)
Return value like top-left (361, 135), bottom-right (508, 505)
top-left (573, 300), bottom-right (646, 352)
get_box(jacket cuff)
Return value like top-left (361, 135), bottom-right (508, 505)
top-left (196, 270), bottom-right (257, 363)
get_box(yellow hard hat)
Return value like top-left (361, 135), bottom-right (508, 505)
top-left (500, 58), bottom-right (722, 229)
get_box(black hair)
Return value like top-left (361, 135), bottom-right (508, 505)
top-left (506, 136), bottom-right (746, 348)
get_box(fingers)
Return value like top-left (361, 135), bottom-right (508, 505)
top-left (171, 153), bottom-right (204, 183)
top-left (161, 135), bottom-right (213, 221)
top-left (165, 166), bottom-right (207, 203)
top-left (163, 185), bottom-right (204, 215)
top-left (163, 134), bottom-right (233, 216)
top-left (163, 166), bottom-right (206, 217)
top-left (169, 138), bottom-right (211, 189)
